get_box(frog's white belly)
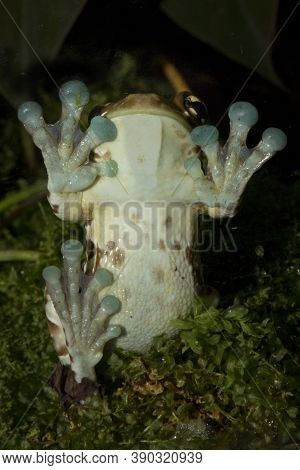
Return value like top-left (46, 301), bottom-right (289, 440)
top-left (99, 242), bottom-right (194, 351)
top-left (85, 202), bottom-right (197, 352)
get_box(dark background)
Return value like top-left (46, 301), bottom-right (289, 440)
top-left (1, 0), bottom-right (299, 177)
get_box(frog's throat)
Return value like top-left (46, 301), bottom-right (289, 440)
top-left (106, 109), bottom-right (191, 131)
top-left (102, 93), bottom-right (192, 131)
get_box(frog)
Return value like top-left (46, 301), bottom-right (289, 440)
top-left (18, 80), bottom-right (287, 388)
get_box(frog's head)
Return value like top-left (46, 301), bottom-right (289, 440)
top-left (92, 93), bottom-right (189, 123)
top-left (87, 93), bottom-right (200, 201)
top-left (89, 92), bottom-right (207, 126)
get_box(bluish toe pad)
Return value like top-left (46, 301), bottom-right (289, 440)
top-left (228, 101), bottom-right (258, 127)
top-left (59, 80), bottom-right (90, 108)
top-left (89, 116), bottom-right (118, 143)
top-left (94, 268), bottom-right (114, 287)
top-left (17, 101), bottom-right (43, 128)
top-left (191, 125), bottom-right (219, 147)
top-left (100, 295), bottom-right (121, 315)
top-left (61, 239), bottom-right (84, 260)
top-left (262, 127), bottom-right (287, 152)
top-left (42, 266), bottom-right (61, 283)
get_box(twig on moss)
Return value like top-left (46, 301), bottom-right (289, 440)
top-left (160, 57), bottom-right (191, 93)
top-left (0, 180), bottom-right (46, 214)
top-left (0, 250), bottom-right (41, 262)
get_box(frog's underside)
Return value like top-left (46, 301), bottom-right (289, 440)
top-left (18, 81), bottom-right (286, 389)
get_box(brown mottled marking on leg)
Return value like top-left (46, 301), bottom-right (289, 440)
top-left (87, 239), bottom-right (96, 260)
top-left (165, 216), bottom-right (172, 228)
top-left (181, 143), bottom-right (190, 155)
top-left (111, 247), bottom-right (125, 266)
top-left (107, 240), bottom-right (116, 250)
top-left (48, 320), bottom-right (61, 336)
top-left (188, 146), bottom-right (200, 156)
top-left (102, 150), bottom-right (112, 161)
top-left (51, 204), bottom-right (59, 214)
top-left (58, 345), bottom-right (69, 357)
top-left (82, 202), bottom-right (93, 221)
top-left (95, 246), bottom-right (105, 269)
top-left (84, 238), bottom-right (97, 275)
top-left (182, 143), bottom-right (200, 156)
top-left (171, 241), bottom-right (182, 250)
top-left (47, 320), bottom-right (69, 356)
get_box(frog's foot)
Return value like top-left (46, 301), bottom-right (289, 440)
top-left (186, 102), bottom-right (287, 217)
top-left (18, 81), bottom-right (118, 193)
top-left (43, 239), bottom-right (121, 384)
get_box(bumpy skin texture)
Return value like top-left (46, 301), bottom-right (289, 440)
top-left (84, 203), bottom-right (197, 352)
top-left (18, 82), bottom-right (287, 382)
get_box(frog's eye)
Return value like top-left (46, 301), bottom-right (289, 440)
top-left (174, 91), bottom-right (208, 125)
top-left (184, 94), bottom-right (208, 124)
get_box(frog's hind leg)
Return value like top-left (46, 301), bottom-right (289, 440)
top-left (45, 291), bottom-right (71, 366)
top-left (43, 239), bottom-right (122, 406)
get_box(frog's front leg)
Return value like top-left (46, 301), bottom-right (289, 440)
top-left (43, 239), bottom-right (121, 385)
top-left (185, 102), bottom-right (287, 217)
top-left (17, 81), bottom-right (117, 196)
